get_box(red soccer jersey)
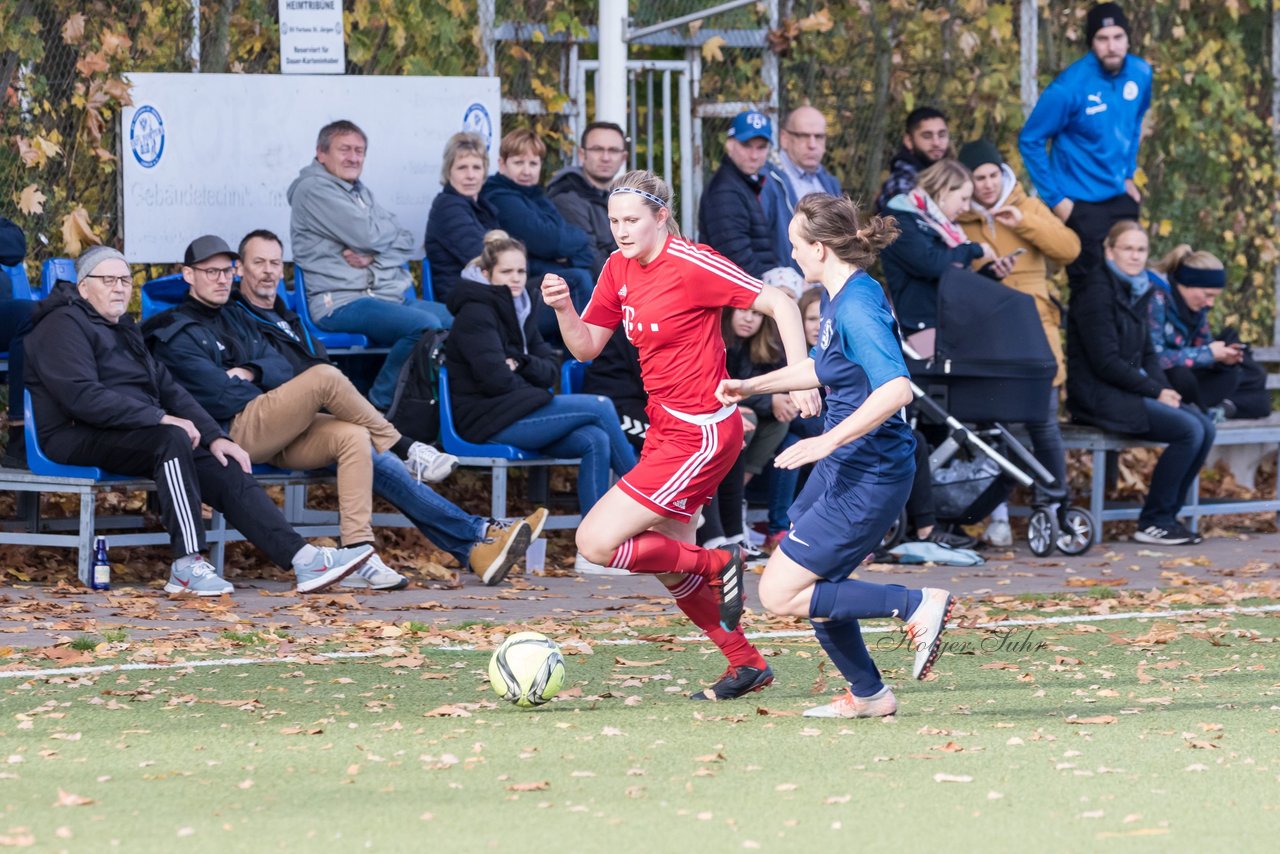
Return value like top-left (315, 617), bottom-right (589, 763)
top-left (582, 235), bottom-right (763, 414)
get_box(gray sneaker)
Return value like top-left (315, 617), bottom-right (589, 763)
top-left (164, 557), bottom-right (233, 597)
top-left (294, 544), bottom-right (373, 593)
top-left (340, 553), bottom-right (409, 590)
top-left (404, 442), bottom-right (459, 483)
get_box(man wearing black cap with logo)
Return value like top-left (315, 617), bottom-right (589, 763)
top-left (145, 234), bottom-right (537, 590)
top-left (1018, 2), bottom-right (1151, 287)
top-left (24, 244), bottom-right (374, 595)
top-left (698, 110), bottom-right (783, 278)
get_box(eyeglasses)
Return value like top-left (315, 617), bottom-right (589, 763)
top-left (782, 129), bottom-right (826, 143)
top-left (85, 275), bottom-right (131, 288)
top-left (193, 266), bottom-right (235, 280)
top-left (584, 146), bottom-right (628, 156)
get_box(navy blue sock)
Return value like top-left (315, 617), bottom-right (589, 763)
top-left (906, 588), bottom-right (923, 618)
top-left (811, 619), bottom-right (883, 697)
top-left (810, 579), bottom-right (913, 621)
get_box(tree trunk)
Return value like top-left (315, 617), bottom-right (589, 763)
top-left (201, 0), bottom-right (237, 73)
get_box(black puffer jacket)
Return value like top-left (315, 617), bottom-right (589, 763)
top-left (444, 281), bottom-right (561, 443)
top-left (697, 156), bottom-right (779, 277)
top-left (25, 281), bottom-right (223, 450)
top-left (1066, 264), bottom-right (1169, 434)
top-left (879, 209), bottom-right (985, 332)
top-left (424, 184), bottom-right (502, 303)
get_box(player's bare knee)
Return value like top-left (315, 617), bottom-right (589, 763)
top-left (574, 530), bottom-right (615, 566)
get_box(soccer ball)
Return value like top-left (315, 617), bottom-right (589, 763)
top-left (488, 632), bottom-right (566, 708)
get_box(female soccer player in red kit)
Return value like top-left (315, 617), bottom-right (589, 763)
top-left (542, 170), bottom-right (819, 700)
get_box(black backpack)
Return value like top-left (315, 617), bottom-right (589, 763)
top-left (385, 329), bottom-right (449, 443)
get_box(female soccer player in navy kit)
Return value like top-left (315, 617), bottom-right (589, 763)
top-left (718, 193), bottom-right (954, 718)
top-left (542, 170), bottom-right (820, 700)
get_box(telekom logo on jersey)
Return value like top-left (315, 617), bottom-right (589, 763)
top-left (621, 299), bottom-right (660, 343)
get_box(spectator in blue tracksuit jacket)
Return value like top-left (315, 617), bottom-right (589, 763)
top-left (698, 110), bottom-right (781, 278)
top-left (1018, 2), bottom-right (1151, 288)
top-left (425, 132), bottom-right (502, 305)
top-left (762, 105), bottom-right (842, 274)
top-left (480, 128), bottom-right (595, 339)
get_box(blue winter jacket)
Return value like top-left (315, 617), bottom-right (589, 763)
top-left (762, 155), bottom-right (841, 274)
top-left (424, 184), bottom-right (501, 303)
top-left (1018, 52), bottom-right (1152, 208)
top-left (479, 173), bottom-right (594, 276)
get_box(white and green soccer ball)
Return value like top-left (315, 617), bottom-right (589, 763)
top-left (488, 632), bottom-right (566, 708)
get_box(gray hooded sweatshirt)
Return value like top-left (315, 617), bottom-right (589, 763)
top-left (286, 159), bottom-right (416, 321)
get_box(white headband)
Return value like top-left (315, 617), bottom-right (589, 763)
top-left (610, 186), bottom-right (668, 209)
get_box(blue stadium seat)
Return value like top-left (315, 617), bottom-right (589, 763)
top-left (559, 359), bottom-right (590, 394)
top-left (438, 366), bottom-right (546, 460)
top-left (140, 274), bottom-right (189, 319)
top-left (1, 263), bottom-right (35, 300)
top-left (41, 258), bottom-right (77, 297)
top-left (23, 390), bottom-right (128, 480)
top-left (420, 262), bottom-right (435, 303)
top-left (292, 267), bottom-right (371, 349)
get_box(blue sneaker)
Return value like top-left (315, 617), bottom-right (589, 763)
top-left (164, 557), bottom-right (233, 597)
top-left (294, 545), bottom-right (373, 593)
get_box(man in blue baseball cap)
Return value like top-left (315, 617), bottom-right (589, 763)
top-left (697, 109), bottom-right (782, 278)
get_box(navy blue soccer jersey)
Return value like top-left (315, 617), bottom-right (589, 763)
top-left (813, 271), bottom-right (915, 478)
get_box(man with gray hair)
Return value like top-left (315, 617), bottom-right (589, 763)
top-left (23, 246), bottom-right (373, 595)
top-left (289, 119), bottom-right (452, 410)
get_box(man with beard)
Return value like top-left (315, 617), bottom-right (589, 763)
top-left (875, 107), bottom-right (950, 213)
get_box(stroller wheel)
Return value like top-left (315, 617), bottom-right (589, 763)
top-left (1055, 507), bottom-right (1094, 556)
top-left (1027, 508), bottom-right (1058, 557)
top-left (881, 507), bottom-right (909, 549)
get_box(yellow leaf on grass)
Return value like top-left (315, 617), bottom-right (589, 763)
top-left (19, 184), bottom-right (45, 216)
top-left (506, 780), bottom-right (550, 791)
top-left (701, 36), bottom-right (726, 63)
top-left (54, 789), bottom-right (94, 807)
top-left (61, 207), bottom-right (102, 257)
top-left (614, 657), bottom-right (669, 667)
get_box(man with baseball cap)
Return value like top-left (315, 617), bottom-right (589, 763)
top-left (697, 109), bottom-right (782, 277)
top-left (23, 244), bottom-right (373, 595)
top-left (144, 233), bottom-right (537, 590)
top-left (1019, 2), bottom-right (1151, 288)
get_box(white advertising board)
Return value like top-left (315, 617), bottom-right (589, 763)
top-left (278, 0), bottom-right (344, 74)
top-left (120, 73), bottom-right (500, 262)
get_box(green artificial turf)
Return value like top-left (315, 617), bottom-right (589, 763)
top-left (3, 615), bottom-right (1278, 852)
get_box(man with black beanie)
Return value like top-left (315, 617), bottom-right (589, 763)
top-left (1018, 2), bottom-right (1151, 288)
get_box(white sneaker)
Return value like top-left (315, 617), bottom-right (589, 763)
top-left (574, 553), bottom-right (629, 576)
top-left (804, 686), bottom-right (898, 718)
top-left (164, 557), bottom-right (233, 596)
top-left (294, 544), bottom-right (372, 593)
top-left (340, 553), bottom-right (409, 590)
top-left (984, 519), bottom-right (1012, 547)
top-left (404, 442), bottom-right (459, 483)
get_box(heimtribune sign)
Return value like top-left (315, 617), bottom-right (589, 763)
top-left (278, 0), bottom-right (344, 74)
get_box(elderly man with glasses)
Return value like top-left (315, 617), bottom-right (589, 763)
top-left (763, 105), bottom-right (842, 274)
top-left (23, 245), bottom-right (374, 595)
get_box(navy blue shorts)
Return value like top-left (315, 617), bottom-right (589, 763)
top-left (778, 461), bottom-right (912, 581)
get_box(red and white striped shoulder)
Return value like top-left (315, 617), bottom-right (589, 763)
top-left (665, 238), bottom-right (763, 294)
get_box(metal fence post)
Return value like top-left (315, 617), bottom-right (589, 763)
top-left (1020, 0), bottom-right (1039, 116)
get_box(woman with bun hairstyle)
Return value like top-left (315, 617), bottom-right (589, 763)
top-left (718, 193), bottom-right (955, 719)
top-left (1147, 244), bottom-right (1269, 420)
top-left (542, 170), bottom-right (820, 701)
top-left (445, 231), bottom-right (636, 513)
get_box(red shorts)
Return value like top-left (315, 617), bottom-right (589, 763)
top-left (617, 404), bottom-right (744, 521)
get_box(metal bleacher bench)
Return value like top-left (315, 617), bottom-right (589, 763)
top-left (1059, 344), bottom-right (1280, 543)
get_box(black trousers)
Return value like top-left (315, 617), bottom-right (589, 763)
top-left (1165, 359), bottom-right (1270, 419)
top-left (905, 428), bottom-right (936, 531)
top-left (1065, 193), bottom-right (1141, 287)
top-left (46, 424), bottom-right (305, 565)
top-left (697, 450), bottom-right (748, 544)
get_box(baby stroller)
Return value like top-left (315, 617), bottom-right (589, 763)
top-left (897, 268), bottom-right (1095, 556)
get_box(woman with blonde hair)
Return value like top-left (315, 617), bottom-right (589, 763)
top-left (542, 170), bottom-right (819, 701)
top-left (1147, 244), bottom-right (1268, 419)
top-left (1066, 221), bottom-right (1215, 545)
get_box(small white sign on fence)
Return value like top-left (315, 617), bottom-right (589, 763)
top-left (278, 0), bottom-right (345, 75)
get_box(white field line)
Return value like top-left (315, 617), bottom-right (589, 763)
top-left (4, 602), bottom-right (1279, 681)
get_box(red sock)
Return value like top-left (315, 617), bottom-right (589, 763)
top-left (610, 532), bottom-right (729, 578)
top-left (663, 574), bottom-right (764, 669)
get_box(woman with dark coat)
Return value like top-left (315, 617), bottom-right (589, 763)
top-left (425, 132), bottom-right (502, 304)
top-left (1066, 221), bottom-right (1215, 546)
top-left (879, 159), bottom-right (997, 335)
top-left (445, 232), bottom-right (636, 512)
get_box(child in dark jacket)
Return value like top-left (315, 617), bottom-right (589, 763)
top-left (445, 232), bottom-right (636, 512)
